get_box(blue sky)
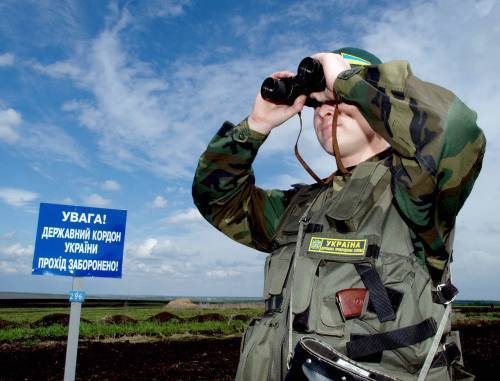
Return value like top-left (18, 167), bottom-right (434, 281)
top-left (0, 0), bottom-right (499, 299)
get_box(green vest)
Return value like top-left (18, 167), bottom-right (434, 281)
top-left (236, 160), bottom-right (473, 381)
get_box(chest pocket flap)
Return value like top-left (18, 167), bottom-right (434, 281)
top-left (326, 162), bottom-right (390, 232)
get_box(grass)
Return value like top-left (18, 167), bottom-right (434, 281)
top-left (0, 320), bottom-right (250, 343)
top-left (452, 308), bottom-right (500, 325)
top-left (0, 304), bottom-right (263, 344)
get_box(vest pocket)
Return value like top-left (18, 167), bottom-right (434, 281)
top-left (263, 245), bottom-right (293, 300)
top-left (240, 246), bottom-right (294, 381)
top-left (236, 311), bottom-right (288, 381)
top-left (316, 261), bottom-right (368, 335)
top-left (291, 256), bottom-right (322, 315)
top-left (325, 163), bottom-right (390, 233)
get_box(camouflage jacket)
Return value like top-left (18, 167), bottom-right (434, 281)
top-left (192, 60), bottom-right (486, 280)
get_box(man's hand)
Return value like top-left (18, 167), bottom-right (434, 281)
top-left (308, 52), bottom-right (351, 103)
top-left (248, 71), bottom-right (306, 135)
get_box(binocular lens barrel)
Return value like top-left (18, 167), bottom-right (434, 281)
top-left (297, 57), bottom-right (325, 91)
top-left (261, 77), bottom-right (296, 105)
top-left (260, 57), bottom-right (325, 105)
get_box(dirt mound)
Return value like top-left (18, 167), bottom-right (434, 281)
top-left (187, 313), bottom-right (226, 323)
top-left (147, 311), bottom-right (182, 323)
top-left (165, 298), bottom-right (198, 309)
top-left (101, 315), bottom-right (138, 324)
top-left (31, 313), bottom-right (90, 328)
top-left (232, 314), bottom-right (252, 322)
top-left (0, 318), bottom-right (19, 329)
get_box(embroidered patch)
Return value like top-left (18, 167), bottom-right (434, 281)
top-left (308, 237), bottom-right (367, 256)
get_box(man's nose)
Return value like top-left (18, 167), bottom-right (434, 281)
top-left (316, 102), bottom-right (336, 117)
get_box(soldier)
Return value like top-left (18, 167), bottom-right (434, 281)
top-left (192, 48), bottom-right (485, 380)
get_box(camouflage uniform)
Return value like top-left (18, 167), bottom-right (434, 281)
top-left (192, 60), bottom-right (485, 380)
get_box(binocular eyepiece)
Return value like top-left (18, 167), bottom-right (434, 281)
top-left (260, 57), bottom-right (325, 107)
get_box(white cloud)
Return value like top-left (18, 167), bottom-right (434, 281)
top-left (0, 108), bottom-right (22, 143)
top-left (0, 242), bottom-right (33, 274)
top-left (0, 232), bottom-right (16, 240)
top-left (262, 172), bottom-right (310, 190)
top-left (30, 124), bottom-right (88, 165)
top-left (475, 0), bottom-right (496, 16)
top-left (126, 236), bottom-right (179, 260)
top-left (206, 269), bottom-right (241, 279)
top-left (102, 179), bottom-right (121, 191)
top-left (46, 23), bottom-right (191, 176)
top-left (62, 197), bottom-right (74, 205)
top-left (0, 71), bottom-right (87, 165)
top-left (32, 12), bottom-right (304, 180)
top-left (156, 263), bottom-right (175, 274)
top-left (152, 195), bottom-right (167, 208)
top-left (0, 187), bottom-right (38, 207)
top-left (167, 208), bottom-right (202, 223)
top-left (1, 243), bottom-right (32, 258)
top-left (136, 237), bottom-right (158, 258)
top-left (0, 53), bottom-right (14, 66)
top-left (32, 60), bottom-right (82, 78)
top-left (121, 220), bottom-right (264, 283)
top-left (142, 0), bottom-right (190, 18)
top-left (82, 193), bottom-right (110, 207)
top-left (0, 261), bottom-right (20, 274)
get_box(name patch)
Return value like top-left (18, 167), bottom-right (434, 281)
top-left (308, 237), bottom-right (367, 256)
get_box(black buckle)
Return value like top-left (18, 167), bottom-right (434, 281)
top-left (432, 342), bottom-right (461, 368)
top-left (433, 281), bottom-right (458, 304)
top-left (264, 294), bottom-right (283, 314)
top-left (443, 342), bottom-right (461, 365)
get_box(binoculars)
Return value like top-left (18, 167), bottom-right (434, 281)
top-left (260, 57), bottom-right (325, 107)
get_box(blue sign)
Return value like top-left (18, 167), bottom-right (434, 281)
top-left (32, 203), bottom-right (127, 278)
top-left (69, 291), bottom-right (86, 303)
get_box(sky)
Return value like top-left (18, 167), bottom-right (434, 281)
top-left (0, 0), bottom-right (499, 300)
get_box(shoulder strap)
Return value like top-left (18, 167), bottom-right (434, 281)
top-left (272, 184), bottom-right (324, 245)
top-left (287, 190), bottom-right (324, 368)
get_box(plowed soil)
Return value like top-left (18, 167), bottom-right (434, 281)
top-left (0, 321), bottom-right (498, 380)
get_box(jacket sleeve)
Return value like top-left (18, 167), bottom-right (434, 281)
top-left (192, 119), bottom-right (292, 252)
top-left (334, 61), bottom-right (486, 279)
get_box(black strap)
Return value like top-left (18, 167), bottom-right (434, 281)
top-left (367, 287), bottom-right (403, 315)
top-left (365, 244), bottom-right (380, 259)
top-left (355, 264), bottom-right (395, 322)
top-left (264, 294), bottom-right (283, 314)
top-left (304, 223), bottom-right (323, 233)
top-left (346, 318), bottom-right (437, 360)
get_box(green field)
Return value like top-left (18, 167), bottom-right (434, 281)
top-left (0, 303), bottom-right (263, 344)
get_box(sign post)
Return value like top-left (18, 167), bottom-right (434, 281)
top-left (32, 203), bottom-right (127, 380)
top-left (64, 277), bottom-right (85, 381)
